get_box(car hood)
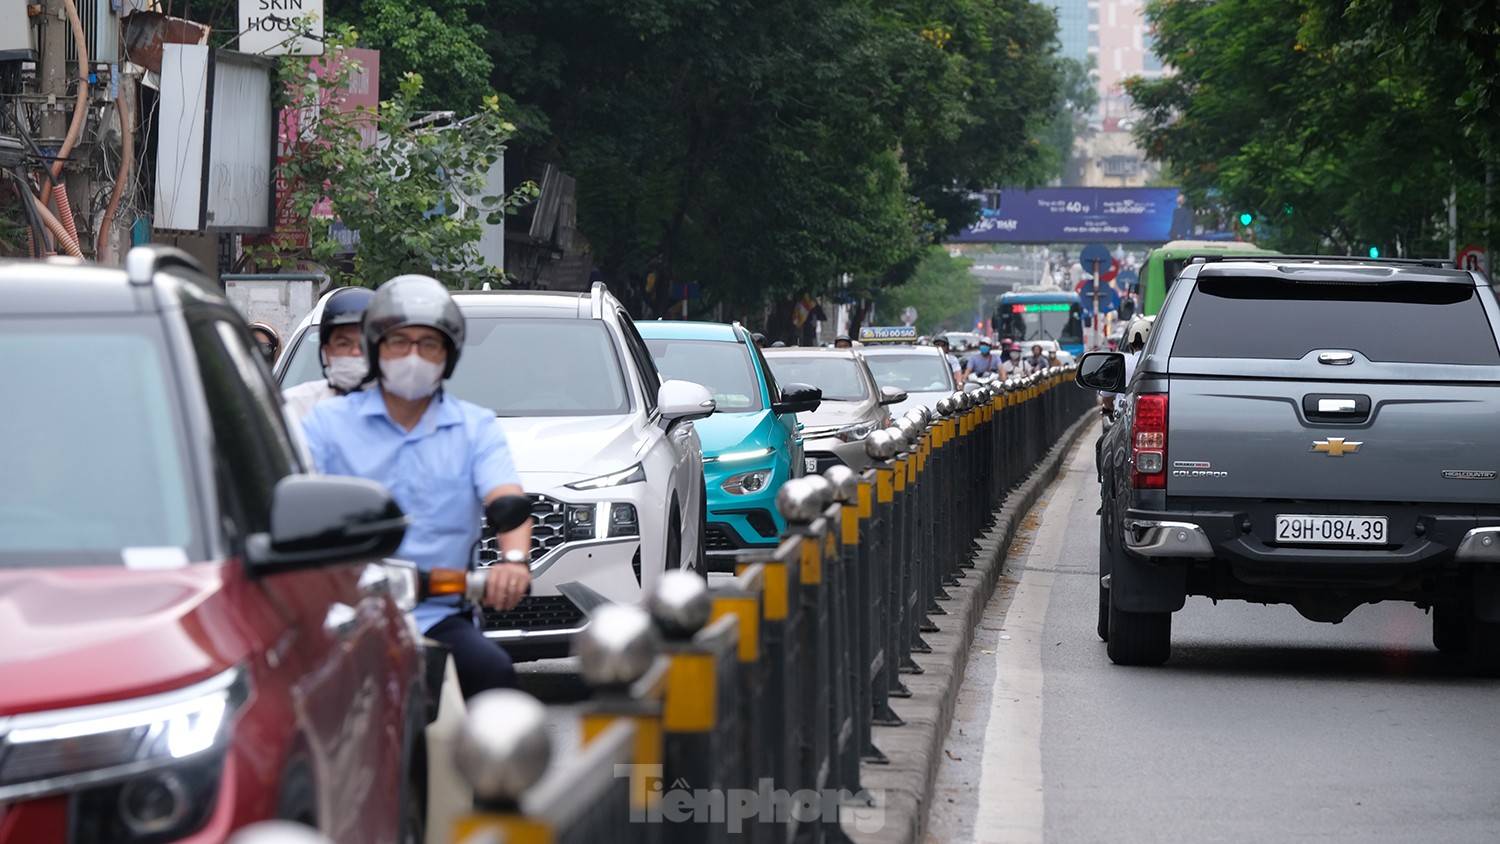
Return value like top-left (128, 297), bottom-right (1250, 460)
top-left (799, 400), bottom-right (880, 433)
top-left (0, 564), bottom-right (251, 716)
top-left (693, 411), bottom-right (778, 456)
top-left (497, 414), bottom-right (645, 479)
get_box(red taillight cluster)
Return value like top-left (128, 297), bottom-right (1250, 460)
top-left (1132, 393), bottom-right (1167, 489)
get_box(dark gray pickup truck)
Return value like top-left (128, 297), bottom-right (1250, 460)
top-left (1078, 255), bottom-right (1500, 673)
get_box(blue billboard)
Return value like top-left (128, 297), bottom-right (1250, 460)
top-left (949, 188), bottom-right (1184, 243)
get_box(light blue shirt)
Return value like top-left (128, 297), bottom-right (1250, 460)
top-left (302, 388), bottom-right (521, 632)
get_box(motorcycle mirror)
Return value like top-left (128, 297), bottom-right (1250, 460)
top-left (484, 495), bottom-right (533, 534)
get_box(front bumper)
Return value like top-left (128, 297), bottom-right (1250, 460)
top-left (803, 437), bottom-right (874, 473)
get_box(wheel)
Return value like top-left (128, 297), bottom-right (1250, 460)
top-left (1469, 618), bottom-right (1500, 677)
top-left (1106, 587), bottom-right (1172, 666)
top-left (1432, 604), bottom-right (1470, 654)
top-left (1097, 502), bottom-right (1114, 642)
top-left (666, 500), bottom-right (683, 575)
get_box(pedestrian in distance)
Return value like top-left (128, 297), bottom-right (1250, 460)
top-left (300, 274), bottom-right (533, 697)
top-left (282, 286), bottom-right (375, 426)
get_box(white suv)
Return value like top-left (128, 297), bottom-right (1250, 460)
top-left (275, 282), bottom-right (714, 658)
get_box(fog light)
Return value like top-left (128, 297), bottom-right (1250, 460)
top-left (722, 470), bottom-right (771, 496)
top-left (119, 771), bottom-right (189, 835)
top-left (742, 473), bottom-right (765, 492)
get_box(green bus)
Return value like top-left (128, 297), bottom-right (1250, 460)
top-left (1139, 240), bottom-right (1280, 315)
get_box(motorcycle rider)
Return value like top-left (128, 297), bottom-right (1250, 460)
top-left (300, 274), bottom-right (532, 696)
top-left (1099, 315), bottom-right (1153, 419)
top-left (282, 286), bottom-right (375, 426)
top-left (963, 339), bottom-right (1004, 380)
top-left (1023, 343), bottom-right (1048, 374)
top-left (250, 321), bottom-right (282, 365)
top-left (933, 336), bottom-right (962, 384)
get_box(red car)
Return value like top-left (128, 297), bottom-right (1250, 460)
top-left (0, 249), bottom-right (427, 844)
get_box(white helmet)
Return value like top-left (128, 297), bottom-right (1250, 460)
top-left (1126, 315), bottom-right (1154, 350)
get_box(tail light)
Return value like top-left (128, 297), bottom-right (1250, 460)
top-left (1131, 393), bottom-right (1167, 489)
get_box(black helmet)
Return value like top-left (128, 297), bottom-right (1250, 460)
top-left (362, 275), bottom-right (465, 378)
top-left (319, 286), bottom-right (375, 347)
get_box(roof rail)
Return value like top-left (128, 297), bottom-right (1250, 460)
top-left (1191, 253), bottom-right (1455, 269)
top-left (125, 245), bottom-right (207, 287)
top-left (590, 280), bottom-right (607, 319)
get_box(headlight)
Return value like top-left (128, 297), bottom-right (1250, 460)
top-left (706, 447), bottom-right (775, 464)
top-left (382, 560), bottom-right (420, 612)
top-left (722, 469), bottom-right (772, 495)
top-left (0, 667), bottom-right (247, 842)
top-left (566, 464), bottom-right (646, 490)
top-left (835, 422), bottom-right (876, 442)
top-left (607, 503), bottom-right (639, 537)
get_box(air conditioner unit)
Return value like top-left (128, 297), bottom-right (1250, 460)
top-left (70, 0), bottom-right (120, 65)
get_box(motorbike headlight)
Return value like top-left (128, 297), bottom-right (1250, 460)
top-left (381, 560), bottom-right (420, 612)
top-left (835, 422), bottom-right (876, 442)
top-left (0, 667), bottom-right (247, 842)
top-left (722, 469), bottom-right (771, 495)
top-left (566, 464), bottom-right (646, 490)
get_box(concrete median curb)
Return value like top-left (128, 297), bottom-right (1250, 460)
top-left (848, 411), bottom-right (1096, 843)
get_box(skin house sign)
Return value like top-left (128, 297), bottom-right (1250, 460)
top-left (238, 0), bottom-right (325, 56)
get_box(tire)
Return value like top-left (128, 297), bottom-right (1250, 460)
top-left (1106, 587), bottom-right (1172, 666)
top-left (276, 764), bottom-right (318, 829)
top-left (666, 501), bottom-right (683, 576)
top-left (1468, 618), bottom-right (1500, 677)
top-left (396, 698), bottom-right (427, 844)
top-left (687, 480), bottom-right (708, 580)
top-left (1097, 499), bottom-right (1114, 642)
top-left (1432, 604), bottom-right (1470, 654)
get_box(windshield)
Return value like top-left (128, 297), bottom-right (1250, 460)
top-left (765, 355), bottom-right (869, 401)
top-left (0, 319), bottom-right (199, 566)
top-left (996, 301), bottom-right (1084, 345)
top-left (644, 337), bottom-right (763, 412)
top-left (864, 353), bottom-right (953, 392)
top-left (279, 325), bottom-right (324, 388)
top-left (448, 318), bottom-right (632, 416)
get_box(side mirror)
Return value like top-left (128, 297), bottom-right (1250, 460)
top-left (772, 383), bottom-right (822, 415)
top-left (878, 385), bottom-right (908, 406)
top-left (659, 379), bottom-right (716, 424)
top-left (245, 475), bottom-right (408, 575)
top-left (484, 494), bottom-right (533, 535)
top-left (1075, 351), bottom-right (1127, 393)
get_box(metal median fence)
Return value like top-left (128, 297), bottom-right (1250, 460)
top-left (446, 366), bottom-right (1095, 844)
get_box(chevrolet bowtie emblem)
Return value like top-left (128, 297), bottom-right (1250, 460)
top-left (1312, 437), bottom-right (1362, 456)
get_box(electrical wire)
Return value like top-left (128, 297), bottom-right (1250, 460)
top-left (7, 170), bottom-right (49, 257)
top-left (27, 180), bottom-right (82, 256)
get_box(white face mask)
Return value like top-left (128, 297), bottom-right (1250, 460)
top-left (1009, 350), bottom-right (1022, 360)
top-left (381, 352), bottom-right (445, 400)
top-left (325, 354), bottom-right (367, 392)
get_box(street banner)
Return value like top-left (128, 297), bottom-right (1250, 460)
top-left (949, 188), bottom-right (1182, 243)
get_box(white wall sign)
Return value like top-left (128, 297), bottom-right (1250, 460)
top-left (155, 45), bottom-right (275, 232)
top-left (238, 0), bottom-right (324, 56)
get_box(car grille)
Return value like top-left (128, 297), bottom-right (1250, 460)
top-left (705, 524), bottom-right (740, 551)
top-left (482, 595), bottom-right (586, 633)
top-left (477, 494), bottom-right (568, 564)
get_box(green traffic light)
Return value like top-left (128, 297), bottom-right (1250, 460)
top-left (1368, 246), bottom-right (1380, 258)
top-left (1238, 212), bottom-right (1253, 226)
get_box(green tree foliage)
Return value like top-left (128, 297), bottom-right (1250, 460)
top-left (879, 248), bottom-right (981, 335)
top-left (473, 0), bottom-right (1068, 322)
top-left (325, 0), bottom-right (495, 113)
top-left (1126, 0), bottom-right (1488, 255)
top-left (246, 31), bottom-right (536, 288)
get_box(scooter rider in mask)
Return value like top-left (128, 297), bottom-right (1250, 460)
top-left (300, 274), bottom-right (532, 696)
top-left (282, 286), bottom-right (375, 426)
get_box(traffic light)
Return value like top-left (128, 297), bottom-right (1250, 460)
top-left (1238, 212), bottom-right (1253, 226)
top-left (1368, 246), bottom-right (1380, 258)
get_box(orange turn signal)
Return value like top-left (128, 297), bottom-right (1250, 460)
top-left (427, 568), bottom-right (468, 597)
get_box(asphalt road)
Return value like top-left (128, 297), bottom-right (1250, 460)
top-left (927, 433), bottom-right (1500, 843)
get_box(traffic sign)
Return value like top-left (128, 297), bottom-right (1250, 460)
top-left (1099, 258), bottom-right (1120, 284)
top-left (1457, 245), bottom-right (1486, 274)
top-left (1079, 243), bottom-right (1112, 275)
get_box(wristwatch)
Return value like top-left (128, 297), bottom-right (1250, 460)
top-left (499, 549), bottom-right (529, 565)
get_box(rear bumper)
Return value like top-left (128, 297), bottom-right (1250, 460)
top-left (1123, 507), bottom-right (1500, 582)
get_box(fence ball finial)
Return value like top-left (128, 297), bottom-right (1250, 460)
top-left (886, 427), bottom-right (909, 455)
top-left (935, 398), bottom-right (953, 417)
top-left (648, 569), bottom-right (712, 639)
top-left (576, 604), bottom-right (661, 688)
top-left (777, 476), bottom-right (825, 524)
top-left (454, 689), bottom-right (553, 804)
top-left (823, 464), bottom-right (859, 503)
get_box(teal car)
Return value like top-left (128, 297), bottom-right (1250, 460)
top-left (638, 321), bottom-right (821, 568)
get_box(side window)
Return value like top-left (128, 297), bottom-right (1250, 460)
top-left (187, 312), bottom-right (298, 537)
top-left (616, 312), bottom-right (660, 414)
top-left (750, 341), bottom-right (782, 401)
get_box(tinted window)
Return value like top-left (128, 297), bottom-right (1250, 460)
top-left (0, 318), bottom-right (200, 565)
top-left (189, 314), bottom-right (298, 537)
top-left (280, 325), bottom-right (324, 388)
top-left (863, 352), bottom-right (953, 392)
top-left (449, 318), bottom-right (631, 416)
top-left (765, 355), bottom-right (869, 401)
top-left (616, 314), bottom-right (659, 414)
top-left (645, 338), bottom-right (764, 411)
top-left (1174, 277), bottom-right (1500, 364)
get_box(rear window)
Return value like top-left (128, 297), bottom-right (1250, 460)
top-left (1173, 277), bottom-right (1500, 364)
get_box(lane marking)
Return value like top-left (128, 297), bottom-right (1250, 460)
top-left (972, 446), bottom-right (1092, 844)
